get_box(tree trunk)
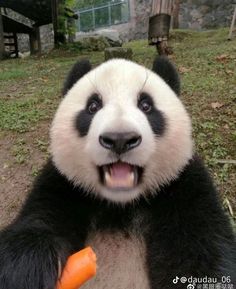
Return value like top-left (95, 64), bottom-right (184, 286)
top-left (172, 0), bottom-right (180, 29)
top-left (51, 0), bottom-right (66, 46)
top-left (0, 9), bottom-right (5, 60)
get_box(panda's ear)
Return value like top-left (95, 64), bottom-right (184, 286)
top-left (152, 56), bottom-right (180, 96)
top-left (62, 59), bottom-right (92, 96)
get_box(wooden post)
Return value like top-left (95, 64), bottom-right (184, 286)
top-left (29, 29), bottom-right (37, 54)
top-left (36, 27), bottom-right (41, 53)
top-left (0, 8), bottom-right (5, 60)
top-left (51, 0), bottom-right (59, 45)
top-left (51, 0), bottom-right (66, 45)
top-left (228, 5), bottom-right (236, 40)
top-left (29, 27), bottom-right (41, 55)
top-left (13, 32), bottom-right (18, 58)
top-left (149, 0), bottom-right (173, 55)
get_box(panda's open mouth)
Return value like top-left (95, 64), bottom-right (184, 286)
top-left (99, 162), bottom-right (143, 190)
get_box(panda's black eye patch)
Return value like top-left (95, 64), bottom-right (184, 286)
top-left (138, 92), bottom-right (166, 136)
top-left (75, 93), bottom-right (102, 137)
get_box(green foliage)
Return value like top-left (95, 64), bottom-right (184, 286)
top-left (59, 36), bottom-right (110, 52)
top-left (67, 0), bottom-right (76, 8)
top-left (57, 0), bottom-right (77, 40)
top-left (76, 0), bottom-right (118, 9)
top-left (59, 42), bottom-right (83, 52)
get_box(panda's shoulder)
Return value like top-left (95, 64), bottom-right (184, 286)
top-left (153, 154), bottom-right (218, 208)
top-left (26, 160), bottom-right (83, 204)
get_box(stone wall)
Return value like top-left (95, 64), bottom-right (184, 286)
top-left (39, 24), bottom-right (54, 52)
top-left (17, 34), bottom-right (30, 53)
top-left (17, 24), bottom-right (54, 54)
top-left (179, 0), bottom-right (235, 30)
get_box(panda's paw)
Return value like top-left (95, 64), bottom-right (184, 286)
top-left (0, 226), bottom-right (70, 289)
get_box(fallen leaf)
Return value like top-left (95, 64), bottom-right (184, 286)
top-left (178, 66), bottom-right (191, 73)
top-left (225, 70), bottom-right (233, 75)
top-left (215, 54), bottom-right (229, 62)
top-left (223, 124), bottom-right (229, 129)
top-left (210, 102), bottom-right (224, 109)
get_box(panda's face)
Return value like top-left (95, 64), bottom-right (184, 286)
top-left (50, 59), bottom-right (193, 203)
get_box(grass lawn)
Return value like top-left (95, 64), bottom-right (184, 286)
top-left (0, 28), bottom-right (235, 228)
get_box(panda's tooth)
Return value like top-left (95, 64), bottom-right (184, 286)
top-left (104, 169), bottom-right (135, 188)
top-left (105, 170), bottom-right (112, 185)
top-left (129, 171), bottom-right (135, 186)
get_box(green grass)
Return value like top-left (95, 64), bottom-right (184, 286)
top-left (0, 28), bottom-right (235, 221)
top-left (0, 98), bottom-right (48, 132)
top-left (0, 68), bottom-right (29, 80)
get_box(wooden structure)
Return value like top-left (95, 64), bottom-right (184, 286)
top-left (0, 0), bottom-right (79, 59)
top-left (0, 0), bottom-right (51, 26)
top-left (228, 3), bottom-right (236, 40)
top-left (148, 0), bottom-right (173, 55)
top-left (0, 8), bottom-right (41, 59)
top-left (4, 33), bottom-right (19, 58)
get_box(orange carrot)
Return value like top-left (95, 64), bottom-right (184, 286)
top-left (56, 247), bottom-right (97, 289)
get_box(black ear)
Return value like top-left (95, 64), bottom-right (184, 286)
top-left (152, 56), bottom-right (180, 96)
top-left (62, 59), bottom-right (92, 96)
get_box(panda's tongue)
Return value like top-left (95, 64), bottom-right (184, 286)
top-left (104, 162), bottom-right (135, 189)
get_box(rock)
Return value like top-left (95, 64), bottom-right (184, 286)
top-left (75, 29), bottom-right (123, 50)
top-left (96, 29), bottom-right (123, 47)
top-left (104, 47), bottom-right (133, 61)
top-left (76, 36), bottom-right (110, 52)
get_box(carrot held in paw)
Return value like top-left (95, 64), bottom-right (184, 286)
top-left (56, 247), bottom-right (97, 289)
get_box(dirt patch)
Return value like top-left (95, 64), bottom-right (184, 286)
top-left (0, 122), bottom-right (50, 229)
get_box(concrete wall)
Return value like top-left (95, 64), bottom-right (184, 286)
top-left (108, 0), bottom-right (152, 41)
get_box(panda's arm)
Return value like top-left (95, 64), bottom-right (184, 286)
top-left (0, 160), bottom-right (90, 289)
top-left (146, 156), bottom-right (236, 288)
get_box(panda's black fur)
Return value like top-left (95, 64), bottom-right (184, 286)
top-left (0, 57), bottom-right (235, 289)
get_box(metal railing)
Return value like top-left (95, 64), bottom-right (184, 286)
top-left (76, 0), bottom-right (130, 32)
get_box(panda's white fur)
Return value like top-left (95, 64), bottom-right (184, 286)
top-left (83, 231), bottom-right (150, 289)
top-left (50, 59), bottom-right (193, 203)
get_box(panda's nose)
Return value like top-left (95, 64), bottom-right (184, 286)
top-left (99, 132), bottom-right (142, 154)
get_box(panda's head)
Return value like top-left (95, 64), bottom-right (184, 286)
top-left (50, 57), bottom-right (193, 203)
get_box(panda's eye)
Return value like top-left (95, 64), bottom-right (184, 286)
top-left (86, 93), bottom-right (102, 114)
top-left (138, 92), bottom-right (153, 113)
top-left (138, 99), bottom-right (152, 113)
top-left (88, 100), bottom-right (101, 114)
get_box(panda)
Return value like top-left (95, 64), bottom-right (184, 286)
top-left (0, 57), bottom-right (235, 289)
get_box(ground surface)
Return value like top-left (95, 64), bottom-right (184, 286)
top-left (0, 28), bottom-right (235, 229)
